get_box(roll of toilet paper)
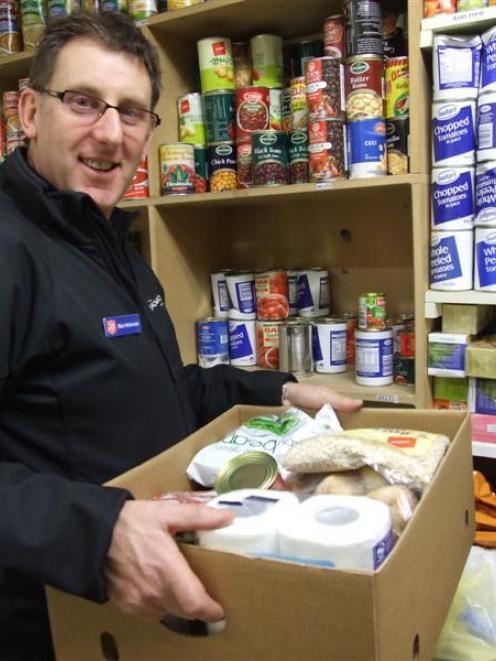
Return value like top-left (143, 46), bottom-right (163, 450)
top-left (197, 489), bottom-right (299, 556)
top-left (277, 495), bottom-right (393, 571)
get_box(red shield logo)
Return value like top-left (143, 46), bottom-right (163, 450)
top-left (106, 319), bottom-right (117, 336)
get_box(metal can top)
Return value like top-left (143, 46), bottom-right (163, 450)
top-left (346, 54), bottom-right (384, 63)
top-left (197, 316), bottom-right (227, 324)
top-left (356, 326), bottom-right (392, 333)
top-left (361, 291), bottom-right (385, 297)
top-left (316, 316), bottom-right (346, 324)
top-left (203, 89), bottom-right (236, 95)
top-left (214, 451), bottom-right (278, 494)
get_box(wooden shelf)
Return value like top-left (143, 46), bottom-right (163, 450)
top-left (425, 290), bottom-right (496, 318)
top-left (420, 6), bottom-right (496, 49)
top-left (0, 49), bottom-right (35, 87)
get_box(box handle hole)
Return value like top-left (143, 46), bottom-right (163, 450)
top-left (159, 615), bottom-right (227, 637)
top-left (100, 631), bottom-right (120, 660)
top-left (465, 508), bottom-right (469, 527)
top-left (412, 633), bottom-right (420, 660)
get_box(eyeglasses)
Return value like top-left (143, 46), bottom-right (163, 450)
top-left (31, 86), bottom-right (161, 130)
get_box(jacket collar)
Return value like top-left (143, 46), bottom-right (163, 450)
top-left (2, 149), bottom-right (137, 245)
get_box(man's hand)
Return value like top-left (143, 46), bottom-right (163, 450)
top-left (104, 500), bottom-right (233, 622)
top-left (282, 382), bottom-right (363, 412)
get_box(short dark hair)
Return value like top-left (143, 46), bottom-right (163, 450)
top-left (29, 12), bottom-right (161, 107)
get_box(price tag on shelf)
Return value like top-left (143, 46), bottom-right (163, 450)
top-left (452, 9), bottom-right (485, 22)
top-left (315, 182), bottom-right (334, 191)
top-left (376, 394), bottom-right (400, 404)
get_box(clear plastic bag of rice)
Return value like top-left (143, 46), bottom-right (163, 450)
top-left (282, 428), bottom-right (450, 493)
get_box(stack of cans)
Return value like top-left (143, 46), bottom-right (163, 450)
top-left (2, 81), bottom-right (28, 159)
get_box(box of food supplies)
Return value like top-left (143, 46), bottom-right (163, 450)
top-left (46, 406), bottom-right (474, 661)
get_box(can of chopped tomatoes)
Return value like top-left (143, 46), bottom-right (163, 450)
top-left (256, 319), bottom-right (282, 368)
top-left (255, 270), bottom-right (290, 320)
top-left (124, 158), bottom-right (149, 199)
top-left (235, 86), bottom-right (270, 141)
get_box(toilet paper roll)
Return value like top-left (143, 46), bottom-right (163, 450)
top-left (197, 489), bottom-right (299, 556)
top-left (277, 495), bottom-right (393, 571)
top-left (430, 229), bottom-right (474, 291)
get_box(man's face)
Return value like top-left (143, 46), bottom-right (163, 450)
top-left (20, 37), bottom-right (154, 219)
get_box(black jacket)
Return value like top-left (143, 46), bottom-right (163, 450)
top-left (0, 150), bottom-right (292, 660)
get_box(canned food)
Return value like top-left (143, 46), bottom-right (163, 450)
top-left (128, 0), bottom-right (157, 21)
top-left (124, 158), bottom-right (149, 199)
top-left (203, 90), bottom-right (235, 144)
top-left (289, 77), bottom-right (308, 130)
top-left (398, 330), bottom-right (415, 357)
top-left (387, 319), bottom-right (406, 354)
top-left (235, 86), bottom-right (270, 140)
top-left (312, 317), bottom-right (347, 373)
top-left (393, 354), bottom-right (415, 385)
top-left (324, 14), bottom-right (345, 60)
top-left (256, 320), bottom-right (282, 368)
top-left (355, 327), bottom-right (393, 386)
top-left (358, 292), bottom-right (387, 330)
top-left (47, 0), bottom-right (81, 18)
top-left (287, 269), bottom-right (300, 316)
top-left (342, 312), bottom-right (358, 364)
top-left (20, 0), bottom-right (46, 50)
top-left (197, 37), bottom-right (235, 94)
top-left (347, 118), bottom-right (387, 179)
top-left (252, 130), bottom-right (288, 186)
top-left (269, 88), bottom-right (282, 131)
top-left (168, 0), bottom-right (202, 8)
top-left (159, 143), bottom-right (195, 195)
top-left (5, 130), bottom-right (25, 154)
top-left (308, 118), bottom-right (347, 181)
top-left (236, 139), bottom-right (253, 187)
top-left (177, 93), bottom-right (206, 145)
top-left (226, 271), bottom-right (256, 320)
top-left (386, 118), bottom-right (409, 175)
top-left (400, 313), bottom-right (415, 331)
top-left (383, 12), bottom-right (406, 59)
top-left (210, 271), bottom-right (230, 318)
top-left (215, 451), bottom-right (278, 493)
top-left (345, 55), bottom-right (384, 121)
top-left (228, 319), bottom-right (256, 366)
top-left (250, 34), bottom-right (283, 89)
top-left (255, 270), bottom-right (289, 320)
top-left (297, 268), bottom-right (330, 317)
top-left (289, 39), bottom-right (325, 79)
top-left (288, 130), bottom-right (309, 184)
top-left (0, 121), bottom-right (5, 163)
top-left (344, 0), bottom-right (383, 57)
top-left (385, 57), bottom-right (409, 119)
top-left (208, 142), bottom-right (237, 192)
top-left (232, 42), bottom-right (251, 88)
top-left (193, 145), bottom-right (208, 193)
top-left (424, 0), bottom-right (456, 16)
top-left (196, 317), bottom-right (229, 368)
top-left (0, 0), bottom-right (23, 56)
top-left (3, 91), bottom-right (20, 132)
top-left (17, 77), bottom-right (29, 91)
top-left (281, 87), bottom-right (292, 132)
top-left (305, 57), bottom-right (345, 121)
top-left (278, 320), bottom-right (313, 376)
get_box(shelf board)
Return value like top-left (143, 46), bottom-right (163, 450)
top-left (426, 289), bottom-right (496, 305)
top-left (473, 440), bottom-right (496, 459)
top-left (420, 7), bottom-right (496, 49)
top-left (153, 174), bottom-right (427, 209)
top-left (0, 49), bottom-right (35, 86)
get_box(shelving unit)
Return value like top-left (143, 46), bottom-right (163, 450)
top-left (420, 5), bottom-right (496, 48)
top-left (426, 290), bottom-right (496, 318)
top-left (0, 0), bottom-right (433, 407)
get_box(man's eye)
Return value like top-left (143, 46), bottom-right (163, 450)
top-left (119, 106), bottom-right (141, 121)
top-left (72, 95), bottom-right (99, 109)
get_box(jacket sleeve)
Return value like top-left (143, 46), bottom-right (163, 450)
top-left (183, 363), bottom-right (297, 427)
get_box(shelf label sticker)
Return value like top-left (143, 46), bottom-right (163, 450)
top-left (452, 9), bottom-right (486, 22)
top-left (316, 182), bottom-right (333, 190)
top-left (376, 393), bottom-right (400, 403)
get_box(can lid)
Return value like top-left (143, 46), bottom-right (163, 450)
top-left (214, 451), bottom-right (278, 494)
top-left (319, 316), bottom-right (345, 324)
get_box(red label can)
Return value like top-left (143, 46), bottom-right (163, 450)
top-left (124, 158), bottom-right (149, 199)
top-left (236, 138), bottom-right (253, 187)
top-left (256, 320), bottom-right (282, 369)
top-left (255, 270), bottom-right (290, 320)
top-left (398, 330), bottom-right (415, 357)
top-left (342, 313), bottom-right (358, 364)
top-left (235, 86), bottom-right (270, 141)
top-left (308, 118), bottom-right (347, 180)
top-left (304, 57), bottom-right (344, 120)
top-left (324, 14), bottom-right (345, 60)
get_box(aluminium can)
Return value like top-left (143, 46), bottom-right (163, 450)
top-left (236, 138), bottom-right (253, 188)
top-left (323, 14), bottom-right (345, 60)
top-left (252, 130), bottom-right (288, 187)
top-left (383, 12), bottom-right (406, 59)
top-left (312, 317), bottom-right (347, 374)
top-left (296, 268), bottom-right (330, 317)
top-left (432, 100), bottom-right (476, 168)
top-left (269, 88), bottom-right (283, 131)
top-left (355, 327), bottom-right (394, 386)
top-left (250, 34), bottom-right (284, 89)
top-left (288, 129), bottom-right (309, 184)
top-left (208, 142), bottom-right (237, 192)
top-left (197, 37), bottom-right (235, 94)
top-left (289, 76), bottom-right (308, 130)
top-left (0, 0), bottom-right (22, 56)
top-left (475, 161), bottom-right (496, 226)
top-left (304, 56), bottom-right (345, 120)
top-left (278, 320), bottom-right (313, 377)
top-left (393, 353), bottom-right (415, 385)
top-left (123, 158), bottom-right (149, 199)
top-left (423, 0), bottom-right (456, 17)
top-left (387, 319), bottom-right (406, 354)
top-left (210, 270), bottom-right (231, 318)
top-left (398, 330), bottom-right (415, 357)
top-left (196, 317), bottom-right (230, 368)
top-left (5, 130), bottom-right (25, 154)
top-left (385, 57), bottom-right (409, 120)
top-left (289, 38), bottom-right (324, 79)
top-left (159, 142), bottom-right (195, 195)
top-left (342, 312), bottom-right (359, 364)
top-left (193, 145), bottom-right (208, 193)
top-left (477, 92), bottom-right (496, 162)
top-left (203, 90), bottom-right (235, 144)
top-left (47, 0), bottom-right (81, 18)
top-left (256, 319), bottom-right (282, 369)
top-left (177, 92), bottom-right (206, 146)
top-left (347, 118), bottom-right (387, 179)
top-left (235, 86), bottom-right (270, 140)
top-left (215, 451), bottom-right (278, 493)
top-left (344, 0), bottom-right (383, 58)
top-left (225, 271), bottom-right (256, 320)
top-left (128, 0), bottom-right (157, 21)
top-left (308, 118), bottom-right (347, 181)
top-left (17, 76), bottom-right (29, 91)
top-left (168, 0), bottom-right (202, 10)
top-left (232, 41), bottom-right (251, 88)
top-left (386, 118), bottom-right (409, 175)
top-left (20, 0), bottom-right (46, 50)
top-left (281, 86), bottom-right (292, 132)
top-left (345, 55), bottom-right (384, 121)
top-left (228, 319), bottom-right (256, 366)
top-left (255, 270), bottom-right (289, 320)
top-left (358, 292), bottom-right (387, 330)
top-left (287, 269), bottom-right (300, 315)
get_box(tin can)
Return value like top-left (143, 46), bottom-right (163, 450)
top-left (197, 37), bottom-right (235, 94)
top-left (288, 130), bottom-right (309, 184)
top-left (81, 0), bottom-right (98, 9)
top-left (386, 118), bottom-right (409, 175)
top-left (215, 451), bottom-right (278, 493)
top-left (250, 34), bottom-right (283, 89)
top-left (345, 55), bottom-right (384, 121)
top-left (281, 87), bottom-right (292, 132)
top-left (17, 76), bottom-right (29, 91)
top-left (5, 130), bottom-right (25, 154)
top-left (256, 319), bottom-right (282, 368)
top-left (210, 271), bottom-right (230, 319)
top-left (226, 271), bottom-right (256, 320)
top-left (287, 269), bottom-right (300, 316)
top-left (400, 313), bottom-right (415, 331)
top-left (168, 0), bottom-right (202, 9)
top-left (385, 57), bottom-right (409, 120)
top-left (312, 317), bottom-right (347, 373)
top-left (252, 130), bottom-right (288, 187)
top-left (269, 88), bottom-right (282, 131)
top-left (347, 118), bottom-right (387, 179)
top-left (128, 0), bottom-right (157, 21)
top-left (235, 86), bottom-right (270, 141)
top-left (0, 0), bottom-right (23, 56)
top-left (232, 41), bottom-right (251, 88)
top-left (424, 0), bottom-right (456, 16)
top-left (193, 145), bottom-right (208, 193)
top-left (124, 158), bottom-right (149, 199)
top-left (295, 39), bottom-right (325, 78)
top-left (236, 139), bottom-right (252, 188)
top-left (344, 0), bottom-right (383, 58)
top-left (177, 93), bottom-right (206, 145)
top-left (20, 0), bottom-right (46, 49)
top-left (355, 327), bottom-right (394, 386)
top-left (278, 320), bottom-right (313, 377)
top-left (208, 142), bottom-right (237, 192)
top-left (47, 0), bottom-right (81, 17)
top-left (324, 14), bottom-right (345, 60)
top-left (457, 0), bottom-right (487, 9)
top-left (393, 353), bottom-right (415, 385)
top-left (229, 319), bottom-right (256, 366)
top-left (255, 269), bottom-right (289, 320)
top-left (359, 292), bottom-right (387, 330)
top-left (383, 12), bottom-right (406, 59)
top-left (196, 317), bottom-right (230, 368)
top-left (203, 90), bottom-right (235, 144)
top-left (387, 318), bottom-right (406, 353)
top-left (398, 330), bottom-right (415, 357)
top-left (159, 142), bottom-right (195, 195)
top-left (432, 100), bottom-right (476, 168)
top-left (289, 76), bottom-right (308, 130)
top-left (3, 91), bottom-right (20, 132)
top-left (342, 312), bottom-right (358, 364)
top-left (297, 268), bottom-right (330, 317)
top-left (308, 118), bottom-right (347, 181)
top-left (305, 57), bottom-right (344, 120)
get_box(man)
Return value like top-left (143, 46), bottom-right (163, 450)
top-left (1, 11), bottom-right (362, 660)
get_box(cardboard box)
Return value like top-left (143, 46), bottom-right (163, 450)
top-left (471, 413), bottom-right (496, 444)
top-left (441, 304), bottom-right (492, 335)
top-left (466, 336), bottom-right (496, 379)
top-left (46, 406), bottom-right (474, 661)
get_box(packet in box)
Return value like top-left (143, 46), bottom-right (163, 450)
top-left (428, 332), bottom-right (471, 378)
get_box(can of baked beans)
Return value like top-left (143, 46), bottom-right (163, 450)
top-left (203, 90), bottom-right (235, 144)
top-left (256, 319), bottom-right (283, 368)
top-left (124, 158), bottom-right (149, 199)
top-left (386, 118), bottom-right (409, 175)
top-left (252, 130), bottom-right (288, 187)
top-left (308, 118), bottom-right (347, 181)
top-left (232, 41), bottom-right (251, 88)
top-left (269, 88), bottom-right (283, 131)
top-left (159, 143), bottom-right (195, 195)
top-left (347, 118), bottom-right (387, 179)
top-left (208, 142), bottom-right (237, 192)
top-left (255, 270), bottom-right (289, 320)
top-left (398, 330), bottom-right (415, 357)
top-left (177, 93), bottom-right (206, 146)
top-left (193, 145), bottom-right (208, 193)
top-left (226, 271), bottom-right (256, 320)
top-left (345, 55), bottom-right (384, 121)
top-left (250, 34), bottom-right (284, 89)
top-left (312, 317), bottom-right (347, 373)
top-left (288, 130), bottom-right (309, 184)
top-left (385, 57), bottom-right (409, 119)
top-left (324, 14), bottom-right (346, 60)
top-left (287, 269), bottom-right (300, 315)
top-left (358, 292), bottom-right (387, 330)
top-left (305, 57), bottom-right (345, 120)
top-left (289, 76), bottom-right (308, 130)
top-left (342, 312), bottom-right (358, 364)
top-left (344, 0), bottom-right (383, 57)
top-left (235, 86), bottom-right (270, 141)
top-left (197, 37), bottom-right (235, 93)
top-left (297, 268), bottom-right (330, 317)
top-left (236, 138), bottom-right (253, 187)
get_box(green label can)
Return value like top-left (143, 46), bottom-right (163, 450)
top-left (203, 90), bottom-right (235, 143)
top-left (20, 0), bottom-right (46, 49)
top-left (47, 0), bottom-right (81, 18)
top-left (288, 130), bottom-right (309, 184)
top-left (252, 130), bottom-right (288, 186)
top-left (197, 37), bottom-right (235, 93)
top-left (208, 142), bottom-right (237, 192)
top-left (193, 145), bottom-right (208, 193)
top-left (0, 0), bottom-right (23, 56)
top-left (128, 0), bottom-right (157, 21)
top-left (250, 34), bottom-right (284, 89)
top-left (358, 292), bottom-right (387, 330)
top-left (177, 92), bottom-right (206, 146)
top-left (393, 353), bottom-right (415, 384)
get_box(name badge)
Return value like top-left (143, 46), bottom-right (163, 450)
top-left (103, 313), bottom-right (142, 338)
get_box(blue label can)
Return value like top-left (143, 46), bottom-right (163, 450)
top-left (312, 317), bottom-right (347, 374)
top-left (296, 268), bottom-right (330, 318)
top-left (196, 317), bottom-right (229, 368)
top-left (475, 227), bottom-right (496, 291)
top-left (432, 101), bottom-right (476, 167)
top-left (355, 328), bottom-right (393, 386)
top-left (347, 119), bottom-right (386, 179)
top-left (225, 271), bottom-right (256, 320)
top-left (229, 320), bottom-right (256, 366)
top-left (480, 26), bottom-right (496, 95)
top-left (431, 167), bottom-right (474, 230)
top-left (476, 162), bottom-right (496, 226)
